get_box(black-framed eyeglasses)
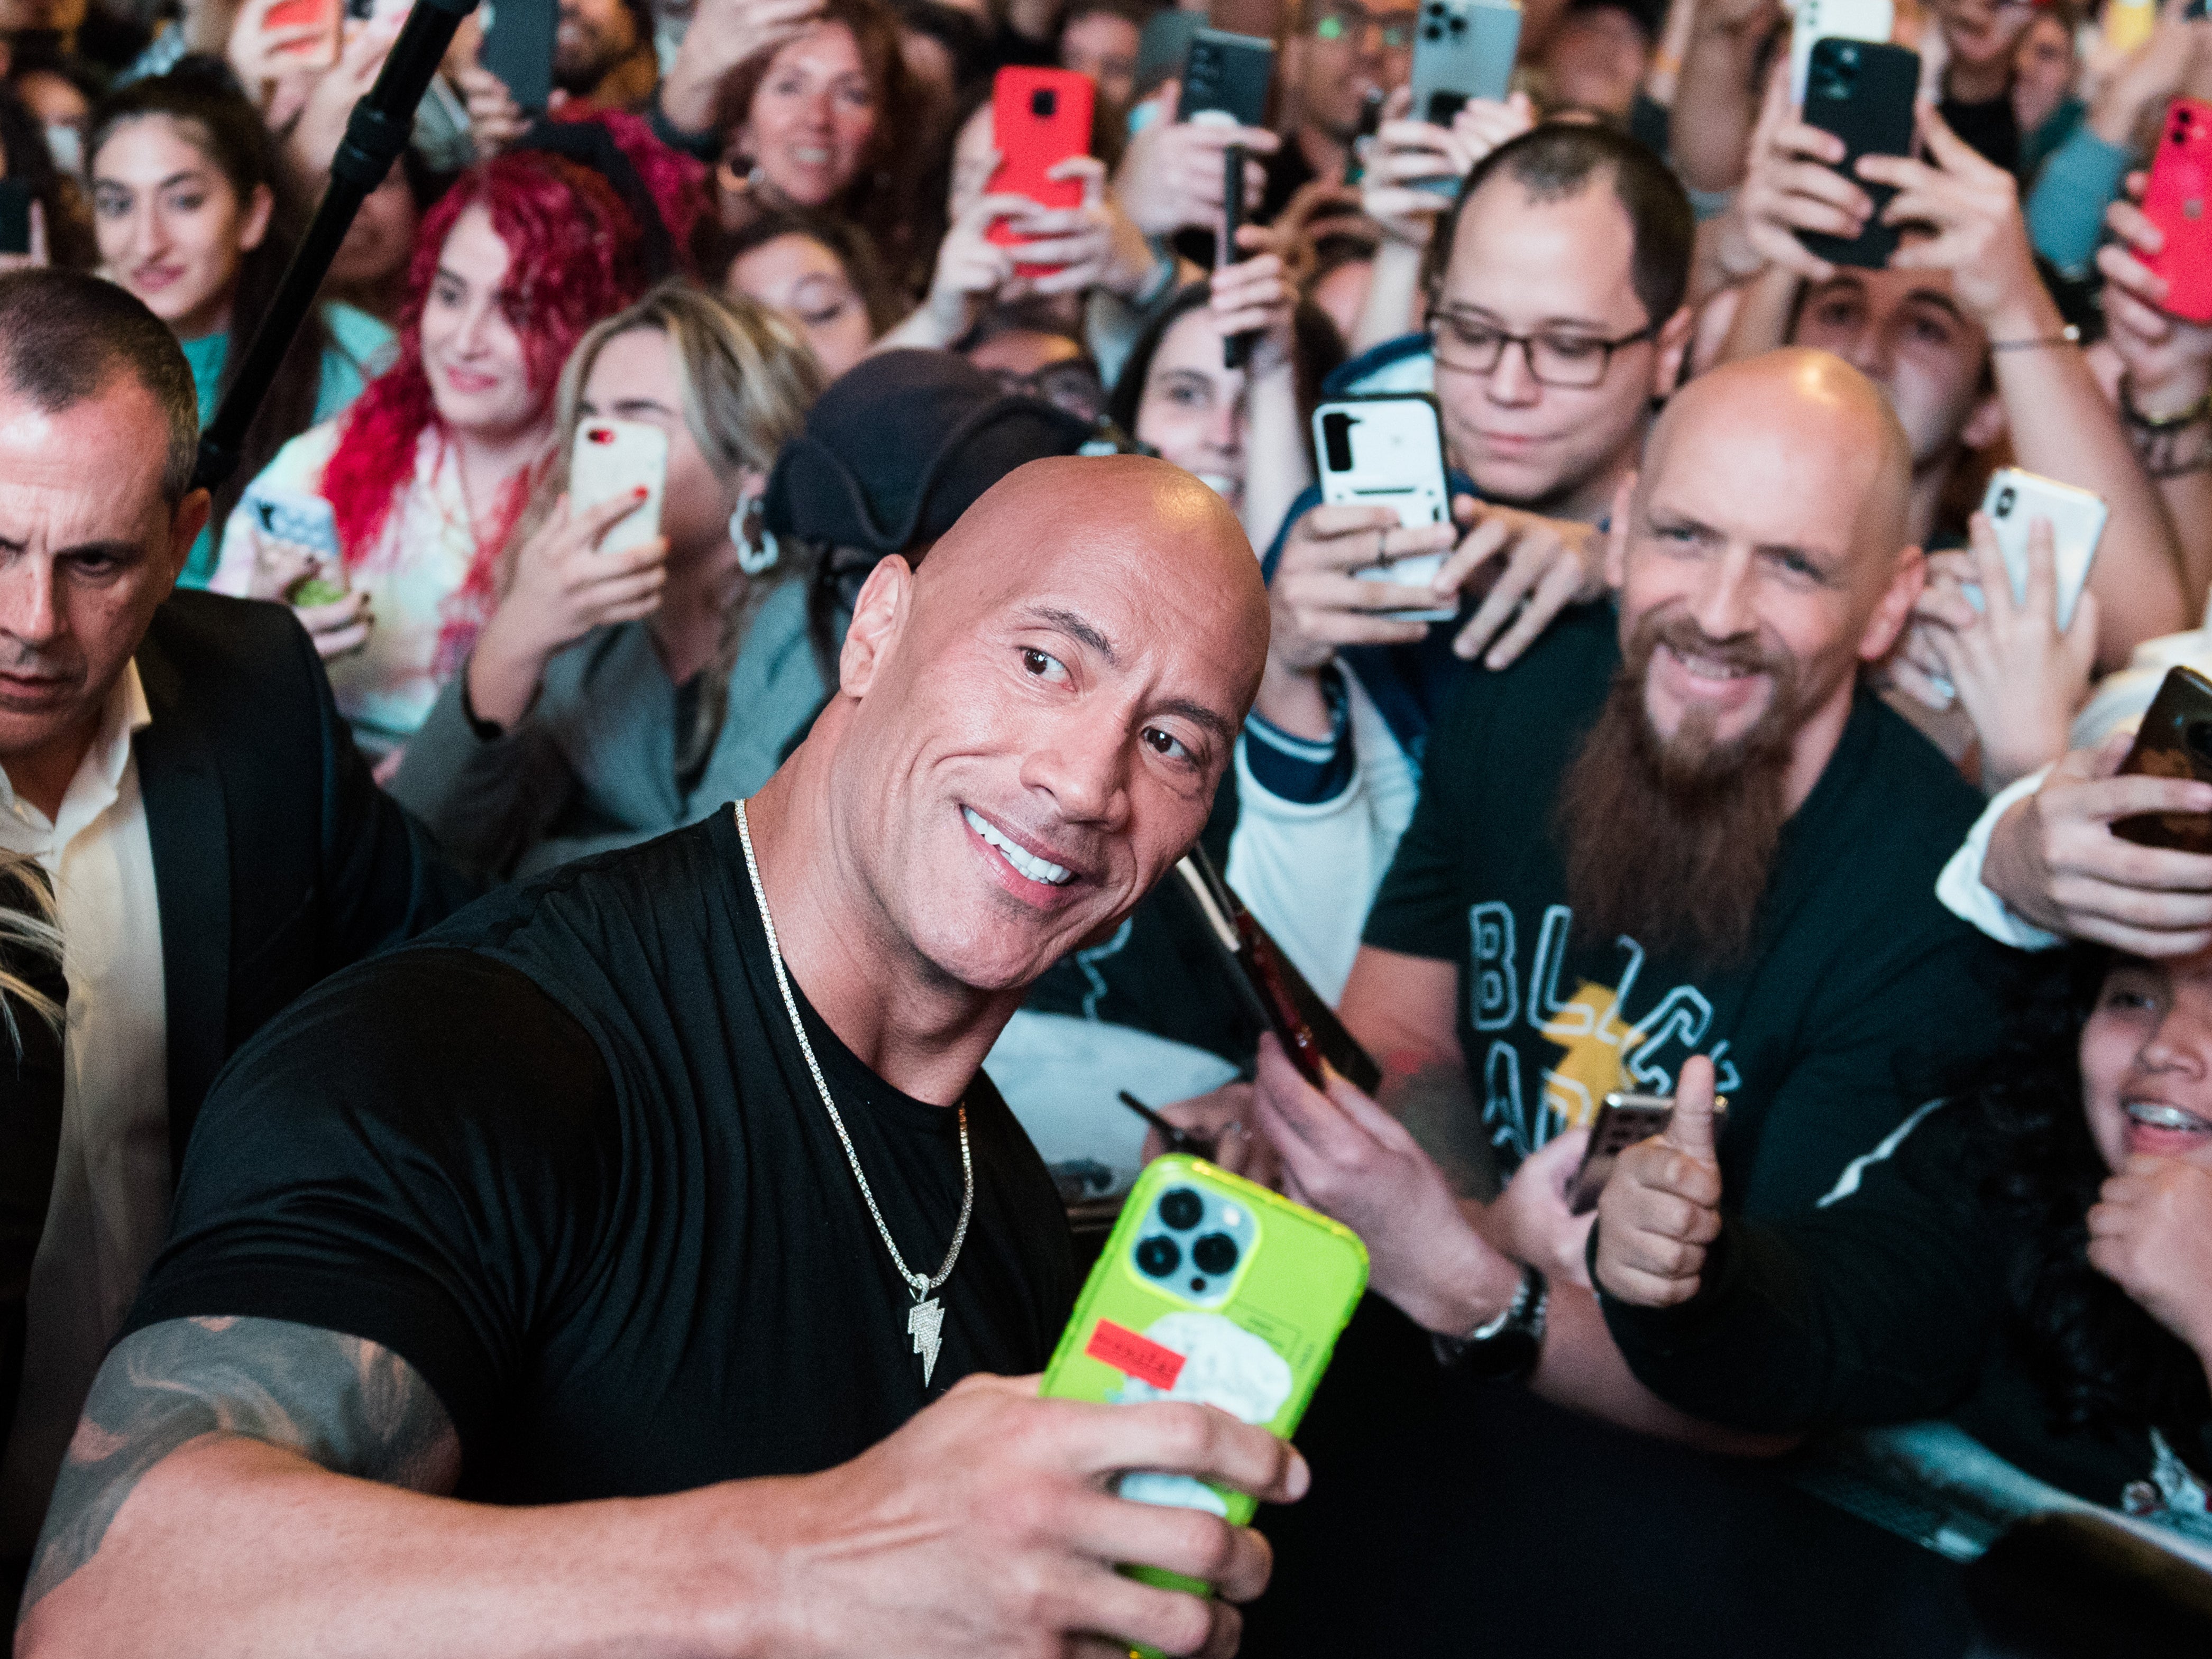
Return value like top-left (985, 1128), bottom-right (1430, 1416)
top-left (1427, 309), bottom-right (1657, 388)
top-left (1310, 6), bottom-right (1418, 50)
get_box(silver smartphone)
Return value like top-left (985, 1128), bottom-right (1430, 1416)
top-left (1408, 0), bottom-right (1522, 193)
top-left (1313, 393), bottom-right (1458, 623)
top-left (1970, 467), bottom-right (2106, 631)
top-left (1565, 1090), bottom-right (1729, 1215)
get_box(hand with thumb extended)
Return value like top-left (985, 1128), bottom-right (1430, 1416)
top-left (1593, 1056), bottom-right (1724, 1308)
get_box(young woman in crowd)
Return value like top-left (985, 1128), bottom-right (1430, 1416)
top-left (1600, 946), bottom-right (2212, 1538)
top-left (0, 81), bottom-right (91, 272)
top-left (387, 281), bottom-right (822, 880)
top-left (1108, 262), bottom-right (1341, 548)
top-left (89, 64), bottom-right (393, 585)
top-left (209, 151), bottom-right (646, 761)
top-left (704, 0), bottom-right (927, 284)
top-left (719, 208), bottom-right (903, 381)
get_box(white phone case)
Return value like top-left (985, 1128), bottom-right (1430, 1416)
top-left (1789, 0), bottom-right (1895, 104)
top-left (1313, 395), bottom-right (1458, 623)
top-left (1975, 467), bottom-right (2106, 631)
top-left (570, 417), bottom-right (668, 557)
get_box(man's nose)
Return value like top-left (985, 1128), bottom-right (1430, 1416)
top-left (1022, 721), bottom-right (1132, 828)
top-left (0, 559), bottom-right (64, 649)
top-left (1686, 547), bottom-right (1757, 642)
top-left (1483, 338), bottom-right (1543, 407)
top-left (2142, 1001), bottom-right (2212, 1081)
top-left (1843, 323), bottom-right (1889, 382)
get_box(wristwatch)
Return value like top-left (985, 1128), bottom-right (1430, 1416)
top-left (1431, 1264), bottom-right (1548, 1382)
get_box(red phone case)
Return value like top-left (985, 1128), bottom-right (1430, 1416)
top-left (264, 0), bottom-right (336, 57)
top-left (2143, 98), bottom-right (2212, 325)
top-left (986, 67), bottom-right (1095, 269)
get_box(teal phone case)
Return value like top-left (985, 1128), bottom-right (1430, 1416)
top-left (1040, 1156), bottom-right (1369, 1650)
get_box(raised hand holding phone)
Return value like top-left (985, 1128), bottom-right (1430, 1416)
top-left (1592, 1055), bottom-right (1725, 1308)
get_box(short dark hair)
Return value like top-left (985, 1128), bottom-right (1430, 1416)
top-left (1420, 122), bottom-right (1694, 332)
top-left (0, 270), bottom-right (199, 502)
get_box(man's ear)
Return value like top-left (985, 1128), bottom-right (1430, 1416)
top-left (1602, 471), bottom-right (1635, 590)
top-left (1858, 542), bottom-right (1925, 663)
top-left (837, 554), bottom-right (911, 698)
top-left (166, 489), bottom-right (210, 586)
top-left (1651, 306), bottom-right (1695, 400)
top-left (1962, 389), bottom-right (2006, 453)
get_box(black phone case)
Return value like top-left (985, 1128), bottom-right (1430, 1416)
top-left (0, 181), bottom-right (31, 257)
top-left (2115, 666), bottom-right (2212, 852)
top-left (1134, 8), bottom-right (1203, 100)
top-left (1176, 29), bottom-right (1274, 128)
top-left (1799, 38), bottom-right (1919, 271)
top-left (481, 0), bottom-right (557, 114)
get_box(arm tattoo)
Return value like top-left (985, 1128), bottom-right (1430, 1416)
top-left (24, 1315), bottom-right (460, 1610)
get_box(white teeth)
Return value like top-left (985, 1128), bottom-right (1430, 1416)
top-left (2126, 1101), bottom-right (2212, 1132)
top-left (964, 807), bottom-right (1074, 886)
top-left (792, 146), bottom-right (831, 163)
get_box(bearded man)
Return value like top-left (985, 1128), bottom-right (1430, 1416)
top-left (1216, 349), bottom-right (2018, 1432)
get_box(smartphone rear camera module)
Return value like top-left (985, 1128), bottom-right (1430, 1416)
top-left (1191, 1232), bottom-right (1240, 1275)
top-left (1031, 87), bottom-right (1058, 117)
top-left (1136, 1235), bottom-right (1182, 1278)
top-left (1995, 486), bottom-right (2016, 517)
top-left (1158, 1187), bottom-right (1204, 1230)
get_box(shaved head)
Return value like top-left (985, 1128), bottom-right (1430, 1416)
top-left (766, 453), bottom-right (1270, 1022)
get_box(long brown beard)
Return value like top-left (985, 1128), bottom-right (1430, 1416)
top-left (1555, 612), bottom-right (1801, 969)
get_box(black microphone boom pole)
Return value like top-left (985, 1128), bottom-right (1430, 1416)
top-left (189, 0), bottom-right (481, 495)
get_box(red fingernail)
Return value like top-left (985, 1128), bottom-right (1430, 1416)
top-left (633, 486), bottom-right (648, 500)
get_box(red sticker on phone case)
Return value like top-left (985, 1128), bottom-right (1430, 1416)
top-left (1086, 1319), bottom-right (1186, 1390)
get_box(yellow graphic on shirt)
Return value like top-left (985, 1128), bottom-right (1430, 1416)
top-left (1538, 980), bottom-right (1629, 1131)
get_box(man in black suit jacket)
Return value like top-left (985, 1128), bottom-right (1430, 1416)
top-left (0, 272), bottom-right (472, 1573)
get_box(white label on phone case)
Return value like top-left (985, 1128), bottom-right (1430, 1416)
top-left (570, 418), bottom-right (668, 557)
top-left (1114, 1313), bottom-right (1294, 1514)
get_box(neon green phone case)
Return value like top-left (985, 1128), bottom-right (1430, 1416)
top-left (1040, 1155), bottom-right (1369, 1644)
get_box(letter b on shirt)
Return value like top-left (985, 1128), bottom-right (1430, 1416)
top-left (1469, 902), bottom-right (1518, 1031)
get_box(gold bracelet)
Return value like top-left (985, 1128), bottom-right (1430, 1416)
top-left (1987, 325), bottom-right (2081, 353)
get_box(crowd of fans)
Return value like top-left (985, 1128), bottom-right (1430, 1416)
top-left (0, 0), bottom-right (2209, 1645)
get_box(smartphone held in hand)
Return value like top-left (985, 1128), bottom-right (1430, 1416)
top-left (1175, 28), bottom-right (1274, 128)
top-left (1040, 1154), bottom-right (1367, 1656)
top-left (2115, 666), bottom-right (2212, 853)
top-left (1799, 38), bottom-right (1919, 271)
top-left (986, 67), bottom-right (1095, 270)
top-left (570, 419), bottom-right (668, 556)
top-left (1408, 0), bottom-right (1521, 191)
top-left (1965, 469), bottom-right (2105, 630)
top-left (2141, 99), bottom-right (2212, 325)
top-left (1566, 1091), bottom-right (1730, 1214)
top-left (1313, 394), bottom-right (1458, 622)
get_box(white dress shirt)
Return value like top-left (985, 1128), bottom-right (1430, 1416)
top-left (0, 664), bottom-right (169, 1552)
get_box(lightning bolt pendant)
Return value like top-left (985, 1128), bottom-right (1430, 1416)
top-left (908, 1296), bottom-right (945, 1388)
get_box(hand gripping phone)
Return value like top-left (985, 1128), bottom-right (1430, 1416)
top-left (241, 486), bottom-right (348, 605)
top-left (1174, 28), bottom-right (1274, 127)
top-left (2142, 99), bottom-right (2212, 325)
top-left (1313, 393), bottom-right (1458, 623)
top-left (569, 417), bottom-right (667, 556)
top-left (479, 0), bottom-right (558, 114)
top-left (1409, 0), bottom-right (1521, 127)
top-left (2115, 666), bottom-right (2212, 853)
top-left (1565, 1090), bottom-right (1730, 1214)
top-left (1040, 1154), bottom-right (1368, 1654)
top-left (1799, 38), bottom-right (1919, 271)
top-left (987, 67), bottom-right (1095, 269)
top-left (1173, 847), bottom-right (1384, 1096)
top-left (1787, 0), bottom-right (1894, 106)
top-left (1968, 468), bottom-right (2106, 631)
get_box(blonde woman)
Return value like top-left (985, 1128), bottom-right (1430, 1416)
top-left (388, 280), bottom-right (824, 881)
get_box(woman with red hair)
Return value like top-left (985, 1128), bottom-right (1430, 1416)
top-left (209, 150), bottom-right (646, 761)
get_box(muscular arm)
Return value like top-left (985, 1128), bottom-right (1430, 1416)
top-left (1339, 945), bottom-right (1460, 1075)
top-left (20, 1317), bottom-right (776, 1659)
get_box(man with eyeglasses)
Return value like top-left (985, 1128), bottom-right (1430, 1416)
top-left (1210, 124), bottom-right (1694, 1002)
top-left (1257, 0), bottom-right (1420, 223)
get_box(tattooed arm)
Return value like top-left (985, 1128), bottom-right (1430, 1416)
top-left (14, 1315), bottom-right (1307, 1659)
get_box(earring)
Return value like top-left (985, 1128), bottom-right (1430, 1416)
top-left (731, 494), bottom-right (779, 575)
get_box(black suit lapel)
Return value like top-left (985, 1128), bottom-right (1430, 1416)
top-left (132, 630), bottom-right (230, 1178)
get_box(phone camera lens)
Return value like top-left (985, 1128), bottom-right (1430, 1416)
top-left (1158, 1187), bottom-right (1204, 1231)
top-left (1192, 1233), bottom-right (1240, 1275)
top-left (1136, 1236), bottom-right (1182, 1278)
top-left (1996, 486), bottom-right (2015, 516)
top-left (1031, 88), bottom-right (1057, 117)
top-left (1838, 42), bottom-right (1858, 63)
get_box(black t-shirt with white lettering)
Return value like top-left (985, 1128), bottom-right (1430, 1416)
top-left (1362, 602), bottom-right (2020, 1215)
top-left (123, 809), bottom-right (1077, 1504)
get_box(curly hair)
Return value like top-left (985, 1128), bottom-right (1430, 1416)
top-left (321, 152), bottom-right (645, 674)
top-left (1978, 949), bottom-right (2212, 1469)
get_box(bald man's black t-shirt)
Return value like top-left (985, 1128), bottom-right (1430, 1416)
top-left (122, 809), bottom-right (1078, 1504)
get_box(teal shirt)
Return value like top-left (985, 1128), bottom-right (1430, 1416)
top-left (176, 302), bottom-right (397, 588)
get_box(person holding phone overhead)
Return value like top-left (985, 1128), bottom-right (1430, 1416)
top-left (17, 457), bottom-right (1309, 1659)
top-left (209, 152), bottom-right (646, 762)
top-left (388, 282), bottom-right (825, 881)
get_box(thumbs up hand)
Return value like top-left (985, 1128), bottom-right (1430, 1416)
top-left (1593, 1057), bottom-right (1726, 1308)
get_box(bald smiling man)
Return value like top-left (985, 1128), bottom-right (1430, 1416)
top-left (19, 457), bottom-right (1291, 1659)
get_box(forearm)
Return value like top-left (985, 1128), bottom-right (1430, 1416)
top-left (23, 1436), bottom-right (784, 1659)
top-left (871, 299), bottom-right (966, 355)
top-left (1714, 262), bottom-right (1798, 364)
top-left (1241, 361), bottom-right (1314, 554)
top-left (465, 619), bottom-right (560, 730)
top-left (1529, 1284), bottom-right (1800, 1455)
top-left (1993, 317), bottom-right (2187, 665)
top-left (1670, 21), bottom-right (1765, 194)
top-left (1352, 238), bottom-right (1426, 354)
top-left (2153, 464), bottom-right (2212, 610)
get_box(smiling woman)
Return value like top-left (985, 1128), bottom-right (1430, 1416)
top-left (207, 152), bottom-right (646, 760)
